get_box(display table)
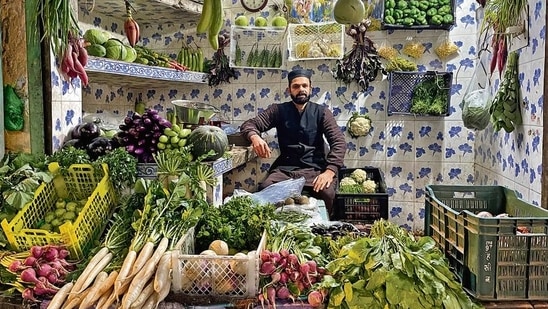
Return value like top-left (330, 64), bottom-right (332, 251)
top-left (136, 146), bottom-right (257, 206)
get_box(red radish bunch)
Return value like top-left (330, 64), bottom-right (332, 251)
top-left (6, 245), bottom-right (75, 302)
top-left (258, 249), bottom-right (326, 308)
top-left (60, 31), bottom-right (89, 87)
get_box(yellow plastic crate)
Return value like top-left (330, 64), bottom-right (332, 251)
top-left (1, 163), bottom-right (117, 259)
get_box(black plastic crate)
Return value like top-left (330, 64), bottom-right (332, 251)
top-left (382, 0), bottom-right (456, 30)
top-left (334, 167), bottom-right (388, 225)
top-left (425, 185), bottom-right (548, 301)
top-left (387, 71), bottom-right (453, 116)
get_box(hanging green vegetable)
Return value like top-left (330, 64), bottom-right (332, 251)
top-left (4, 85), bottom-right (24, 131)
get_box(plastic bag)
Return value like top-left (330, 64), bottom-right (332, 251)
top-left (232, 177), bottom-right (306, 205)
top-left (377, 43), bottom-right (398, 60)
top-left (402, 37), bottom-right (425, 59)
top-left (275, 197), bottom-right (326, 225)
top-left (462, 62), bottom-right (492, 131)
top-left (434, 33), bottom-right (459, 61)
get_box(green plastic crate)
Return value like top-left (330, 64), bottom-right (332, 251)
top-left (425, 185), bottom-right (548, 301)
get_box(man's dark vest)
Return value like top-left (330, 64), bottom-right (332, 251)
top-left (272, 101), bottom-right (327, 171)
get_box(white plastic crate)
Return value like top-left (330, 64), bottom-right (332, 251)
top-left (287, 22), bottom-right (345, 61)
top-left (229, 25), bottom-right (286, 69)
top-left (171, 226), bottom-right (267, 300)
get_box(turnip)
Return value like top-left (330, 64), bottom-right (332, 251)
top-left (30, 246), bottom-right (44, 259)
top-left (23, 256), bottom-right (37, 267)
top-left (8, 260), bottom-right (25, 273)
top-left (276, 285), bottom-right (291, 300)
top-left (22, 288), bottom-right (37, 302)
top-left (307, 290), bottom-right (324, 307)
top-left (279, 248), bottom-right (289, 258)
top-left (260, 250), bottom-right (271, 263)
top-left (279, 271), bottom-right (289, 284)
top-left (36, 263), bottom-right (55, 278)
top-left (43, 247), bottom-right (59, 262)
top-left (266, 286), bottom-right (277, 309)
top-left (260, 261), bottom-right (276, 275)
top-left (270, 251), bottom-right (281, 264)
top-left (20, 268), bottom-right (40, 284)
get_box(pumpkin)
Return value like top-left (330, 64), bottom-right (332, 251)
top-left (333, 0), bottom-right (365, 25)
top-left (187, 125), bottom-right (229, 161)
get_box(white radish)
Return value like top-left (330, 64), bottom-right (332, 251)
top-left (154, 251), bottom-right (172, 293)
top-left (141, 292), bottom-right (159, 309)
top-left (122, 237), bottom-right (169, 309)
top-left (75, 252), bottom-right (113, 295)
top-left (46, 282), bottom-right (73, 309)
top-left (79, 271), bottom-right (108, 309)
top-left (115, 250), bottom-right (137, 295)
top-left (171, 250), bottom-right (182, 292)
top-left (129, 280), bottom-right (155, 309)
top-left (70, 247), bottom-right (109, 294)
top-left (131, 241), bottom-right (154, 276)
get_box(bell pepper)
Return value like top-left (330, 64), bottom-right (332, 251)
top-left (397, 0), bottom-right (408, 9)
top-left (430, 14), bottom-right (444, 25)
top-left (426, 8), bottom-right (438, 17)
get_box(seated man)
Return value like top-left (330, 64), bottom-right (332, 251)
top-left (240, 69), bottom-right (346, 218)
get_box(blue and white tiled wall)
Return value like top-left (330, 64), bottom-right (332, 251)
top-left (48, 0), bottom-right (544, 231)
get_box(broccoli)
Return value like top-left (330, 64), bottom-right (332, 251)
top-left (346, 112), bottom-right (372, 138)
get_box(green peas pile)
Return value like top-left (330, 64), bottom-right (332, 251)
top-left (384, 0), bottom-right (454, 27)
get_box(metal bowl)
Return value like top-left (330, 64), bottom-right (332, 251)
top-left (171, 100), bottom-right (220, 124)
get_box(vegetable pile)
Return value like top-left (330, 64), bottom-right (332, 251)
top-left (339, 168), bottom-right (378, 194)
top-left (384, 0), bottom-right (454, 27)
top-left (1, 245), bottom-right (75, 302)
top-left (489, 51), bottom-right (522, 133)
top-left (117, 109), bottom-right (173, 163)
top-left (319, 220), bottom-right (482, 309)
top-left (332, 19), bottom-right (383, 93)
top-left (410, 75), bottom-right (450, 116)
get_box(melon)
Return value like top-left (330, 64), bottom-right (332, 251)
top-left (333, 0), bottom-right (365, 25)
top-left (187, 125), bottom-right (229, 161)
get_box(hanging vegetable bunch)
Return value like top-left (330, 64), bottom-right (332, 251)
top-left (205, 33), bottom-right (237, 87)
top-left (59, 32), bottom-right (90, 87)
top-left (489, 51), bottom-right (522, 133)
top-left (480, 0), bottom-right (527, 76)
top-left (124, 0), bottom-right (140, 47)
top-left (332, 19), bottom-right (383, 93)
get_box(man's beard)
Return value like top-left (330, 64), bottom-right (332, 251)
top-left (291, 93), bottom-right (310, 105)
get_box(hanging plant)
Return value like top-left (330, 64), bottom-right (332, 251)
top-left (331, 19), bottom-right (383, 93)
top-left (35, 0), bottom-right (80, 58)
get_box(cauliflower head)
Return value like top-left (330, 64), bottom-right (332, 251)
top-left (362, 179), bottom-right (377, 193)
top-left (350, 168), bottom-right (368, 183)
top-left (347, 112), bottom-right (372, 138)
top-left (339, 177), bottom-right (357, 187)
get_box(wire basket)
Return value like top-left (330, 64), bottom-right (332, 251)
top-left (387, 71), bottom-right (453, 116)
top-left (229, 26), bottom-right (286, 69)
top-left (287, 22), bottom-right (345, 61)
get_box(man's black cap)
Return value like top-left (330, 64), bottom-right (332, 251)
top-left (288, 69), bottom-right (312, 83)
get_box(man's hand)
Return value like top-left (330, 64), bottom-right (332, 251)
top-left (250, 135), bottom-right (272, 158)
top-left (313, 169), bottom-right (335, 192)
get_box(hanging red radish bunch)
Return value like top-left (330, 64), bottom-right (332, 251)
top-left (2, 245), bottom-right (76, 302)
top-left (60, 31), bottom-right (89, 87)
